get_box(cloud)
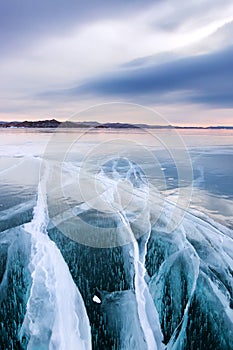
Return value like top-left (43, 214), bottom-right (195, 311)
top-left (69, 45), bottom-right (233, 108)
top-left (1, 0), bottom-right (233, 56)
top-left (0, 0), bottom-right (156, 54)
top-left (1, 0), bottom-right (233, 123)
top-left (150, 0), bottom-right (233, 31)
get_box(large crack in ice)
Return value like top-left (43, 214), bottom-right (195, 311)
top-left (20, 165), bottom-right (92, 350)
top-left (119, 211), bottom-right (164, 350)
top-left (94, 159), bottom-right (165, 349)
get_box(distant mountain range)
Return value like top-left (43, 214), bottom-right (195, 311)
top-left (0, 119), bottom-right (232, 129)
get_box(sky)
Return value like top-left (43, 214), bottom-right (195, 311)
top-left (0, 0), bottom-right (233, 125)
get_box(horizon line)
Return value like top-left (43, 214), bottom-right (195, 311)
top-left (0, 118), bottom-right (233, 128)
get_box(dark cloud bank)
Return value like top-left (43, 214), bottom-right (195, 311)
top-left (69, 45), bottom-right (233, 108)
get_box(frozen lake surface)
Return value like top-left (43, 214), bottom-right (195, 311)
top-left (0, 128), bottom-right (232, 349)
